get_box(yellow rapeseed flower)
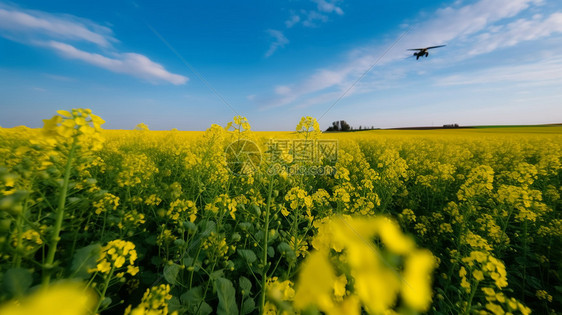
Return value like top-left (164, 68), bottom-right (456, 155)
top-left (0, 282), bottom-right (96, 315)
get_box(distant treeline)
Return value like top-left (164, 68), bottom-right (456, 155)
top-left (325, 120), bottom-right (378, 132)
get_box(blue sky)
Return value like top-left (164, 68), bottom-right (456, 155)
top-left (1, 0), bottom-right (561, 130)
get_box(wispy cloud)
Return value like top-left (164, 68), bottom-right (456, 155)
top-left (42, 73), bottom-right (75, 82)
top-left (0, 2), bottom-right (188, 85)
top-left (468, 12), bottom-right (562, 55)
top-left (265, 29), bottom-right (289, 57)
top-left (258, 0), bottom-right (555, 110)
top-left (285, 12), bottom-right (301, 28)
top-left (0, 4), bottom-right (115, 47)
top-left (275, 1), bottom-right (343, 57)
top-left (436, 56), bottom-right (562, 86)
top-left (45, 41), bottom-right (188, 85)
top-left (285, 0), bottom-right (344, 28)
top-left (312, 0), bottom-right (344, 15)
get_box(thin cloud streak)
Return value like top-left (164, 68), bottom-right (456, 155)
top-left (45, 41), bottom-right (188, 85)
top-left (468, 12), bottom-right (562, 55)
top-left (257, 0), bottom-right (552, 110)
top-left (0, 2), bottom-right (188, 85)
top-left (436, 56), bottom-right (562, 86)
top-left (265, 29), bottom-right (289, 57)
top-left (0, 4), bottom-right (115, 47)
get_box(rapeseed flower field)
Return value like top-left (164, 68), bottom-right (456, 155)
top-left (0, 109), bottom-right (560, 314)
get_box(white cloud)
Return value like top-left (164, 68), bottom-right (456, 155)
top-left (265, 29), bottom-right (289, 57)
top-left (302, 10), bottom-right (329, 28)
top-left (0, 2), bottom-right (188, 85)
top-left (42, 73), bottom-right (75, 81)
top-left (398, 0), bottom-right (544, 54)
top-left (283, 0), bottom-right (344, 28)
top-left (0, 4), bottom-right (115, 47)
top-left (258, 0), bottom-right (551, 109)
top-left (468, 12), bottom-right (562, 55)
top-left (312, 0), bottom-right (344, 15)
top-left (285, 13), bottom-right (301, 28)
top-left (275, 85), bottom-right (292, 95)
top-left (45, 41), bottom-right (188, 85)
top-left (436, 56), bottom-right (562, 86)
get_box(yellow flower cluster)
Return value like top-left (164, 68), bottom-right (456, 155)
top-left (535, 289), bottom-right (553, 302)
top-left (119, 210), bottom-right (146, 231)
top-left (495, 184), bottom-right (549, 222)
top-left (117, 153), bottom-right (159, 188)
top-left (264, 277), bottom-right (296, 315)
top-left (91, 239), bottom-right (139, 277)
top-left (168, 199), bottom-right (198, 223)
top-left (0, 282), bottom-right (96, 315)
top-left (295, 215), bottom-right (436, 314)
top-left (135, 123), bottom-right (150, 131)
top-left (460, 251), bottom-right (508, 292)
top-left (288, 235), bottom-right (308, 258)
top-left (124, 284), bottom-right (177, 315)
top-left (226, 115), bottom-right (251, 133)
top-left (93, 192), bottom-right (119, 215)
top-left (11, 229), bottom-right (43, 252)
top-left (205, 194), bottom-right (237, 220)
top-left (144, 194), bottom-right (162, 206)
top-left (145, 194), bottom-right (162, 206)
top-left (296, 116), bottom-right (321, 138)
top-left (457, 165), bottom-right (494, 201)
top-left (481, 287), bottom-right (531, 315)
top-left (41, 108), bottom-right (105, 150)
top-left (463, 230), bottom-right (493, 251)
top-left (202, 232), bottom-right (229, 258)
top-left (284, 187), bottom-right (313, 213)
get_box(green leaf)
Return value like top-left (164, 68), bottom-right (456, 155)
top-left (70, 243), bottom-right (101, 279)
top-left (238, 249), bottom-right (257, 264)
top-left (2, 268), bottom-right (32, 297)
top-left (239, 276), bottom-right (252, 295)
top-left (215, 277), bottom-right (239, 315)
top-left (168, 296), bottom-right (182, 313)
top-left (180, 286), bottom-right (213, 315)
top-left (164, 263), bottom-right (181, 285)
top-left (181, 286), bottom-right (203, 305)
top-left (268, 246), bottom-right (275, 258)
top-left (198, 302), bottom-right (213, 315)
top-left (277, 242), bottom-right (296, 263)
top-left (241, 297), bottom-right (256, 315)
top-left (100, 297), bottom-right (112, 310)
top-left (238, 222), bottom-right (254, 233)
top-left (210, 269), bottom-right (224, 281)
top-left (151, 256), bottom-right (163, 266)
top-left (200, 221), bottom-right (217, 237)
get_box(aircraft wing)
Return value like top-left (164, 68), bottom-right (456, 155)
top-left (426, 45), bottom-right (446, 49)
top-left (407, 48), bottom-right (425, 51)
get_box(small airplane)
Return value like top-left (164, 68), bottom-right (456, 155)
top-left (408, 45), bottom-right (446, 60)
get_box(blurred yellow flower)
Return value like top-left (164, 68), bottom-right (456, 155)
top-left (0, 282), bottom-right (96, 315)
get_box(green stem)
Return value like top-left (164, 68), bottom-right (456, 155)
top-left (12, 199), bottom-right (27, 268)
top-left (259, 178), bottom-right (274, 314)
top-left (42, 137), bottom-right (77, 286)
top-left (522, 220), bottom-right (528, 302)
top-left (463, 280), bottom-right (480, 315)
top-left (93, 265), bottom-right (115, 315)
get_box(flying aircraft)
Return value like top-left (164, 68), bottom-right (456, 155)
top-left (408, 45), bottom-right (446, 60)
